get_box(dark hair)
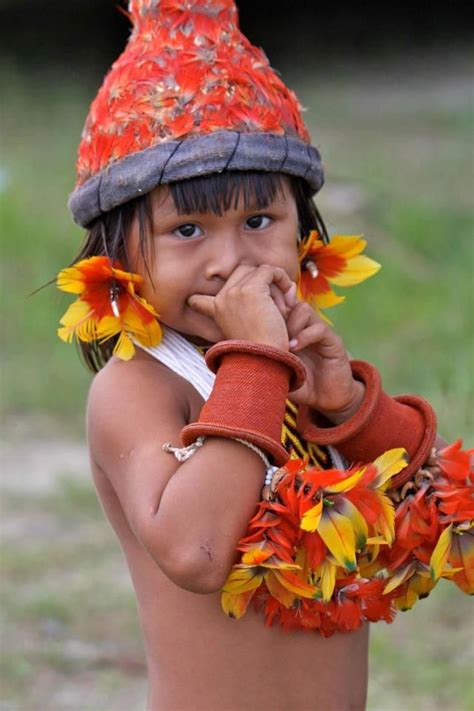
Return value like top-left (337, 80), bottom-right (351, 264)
top-left (71, 171), bottom-right (330, 373)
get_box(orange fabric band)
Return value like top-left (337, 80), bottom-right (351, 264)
top-left (181, 341), bottom-right (307, 466)
top-left (297, 360), bottom-right (437, 487)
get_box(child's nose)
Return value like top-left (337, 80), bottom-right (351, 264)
top-left (204, 234), bottom-right (250, 282)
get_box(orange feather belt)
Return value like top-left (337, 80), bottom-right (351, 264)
top-left (222, 409), bottom-right (473, 636)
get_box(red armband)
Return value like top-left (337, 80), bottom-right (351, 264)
top-left (297, 360), bottom-right (437, 487)
top-left (181, 340), bottom-right (306, 466)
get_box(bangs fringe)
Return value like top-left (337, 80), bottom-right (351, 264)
top-left (169, 171), bottom-right (285, 216)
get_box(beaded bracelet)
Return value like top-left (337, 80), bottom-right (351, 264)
top-left (163, 434), bottom-right (277, 483)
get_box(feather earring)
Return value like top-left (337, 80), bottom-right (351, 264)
top-left (297, 230), bottom-right (381, 314)
top-left (56, 256), bottom-right (162, 360)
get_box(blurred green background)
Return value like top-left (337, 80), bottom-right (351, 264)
top-left (1, 2), bottom-right (473, 709)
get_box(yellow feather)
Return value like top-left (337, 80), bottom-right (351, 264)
top-left (56, 265), bottom-right (87, 294)
top-left (318, 559), bottom-right (337, 602)
top-left (300, 498), bottom-right (323, 532)
top-left (329, 254), bottom-right (381, 287)
top-left (317, 509), bottom-right (357, 572)
top-left (394, 585), bottom-right (419, 611)
top-left (58, 299), bottom-right (93, 341)
top-left (366, 536), bottom-right (390, 545)
top-left (265, 572), bottom-right (296, 608)
top-left (312, 290), bottom-right (345, 309)
top-left (336, 498), bottom-right (368, 550)
top-left (430, 524), bottom-right (453, 581)
top-left (113, 331), bottom-right (136, 360)
top-left (240, 548), bottom-right (271, 566)
top-left (221, 590), bottom-right (254, 619)
top-left (372, 448), bottom-right (409, 489)
top-left (222, 569), bottom-right (263, 595)
top-left (272, 569), bottom-right (318, 599)
top-left (96, 315), bottom-right (121, 340)
top-left (328, 235), bottom-right (367, 258)
top-left (374, 491), bottom-right (396, 544)
top-left (324, 467), bottom-right (365, 494)
top-left (383, 561), bottom-right (416, 594)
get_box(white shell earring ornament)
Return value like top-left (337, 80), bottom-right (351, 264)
top-left (109, 283), bottom-right (121, 317)
top-left (304, 259), bottom-right (319, 279)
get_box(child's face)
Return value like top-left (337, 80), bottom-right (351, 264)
top-left (128, 176), bottom-right (300, 345)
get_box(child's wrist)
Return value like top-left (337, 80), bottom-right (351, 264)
top-left (297, 360), bottom-right (437, 486)
top-left (314, 380), bottom-right (366, 425)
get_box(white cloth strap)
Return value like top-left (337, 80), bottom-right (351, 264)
top-left (135, 328), bottom-right (215, 400)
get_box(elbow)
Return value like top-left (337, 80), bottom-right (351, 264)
top-left (166, 564), bottom-right (229, 594)
top-left (148, 535), bottom-right (234, 594)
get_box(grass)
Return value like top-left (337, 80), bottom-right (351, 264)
top-left (1, 49), bottom-right (473, 709)
top-left (368, 582), bottom-right (474, 710)
top-left (1, 482), bottom-right (146, 708)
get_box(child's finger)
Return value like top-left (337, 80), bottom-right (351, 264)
top-left (187, 294), bottom-right (216, 318)
top-left (269, 284), bottom-right (289, 318)
top-left (220, 264), bottom-right (257, 291)
top-left (289, 323), bottom-right (343, 356)
top-left (235, 264), bottom-right (293, 296)
top-left (266, 266), bottom-right (295, 298)
top-left (222, 265), bottom-right (295, 305)
top-left (286, 302), bottom-right (316, 339)
top-left (284, 281), bottom-right (299, 308)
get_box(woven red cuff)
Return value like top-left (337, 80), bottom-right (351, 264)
top-left (204, 340), bottom-right (306, 392)
top-left (297, 360), bottom-right (437, 486)
top-left (182, 341), bottom-right (306, 466)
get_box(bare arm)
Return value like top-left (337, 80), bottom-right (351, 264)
top-left (87, 357), bottom-right (267, 594)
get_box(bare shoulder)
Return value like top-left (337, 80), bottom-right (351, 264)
top-left (86, 351), bottom-right (197, 478)
top-left (85, 351), bottom-right (207, 538)
top-left (87, 351), bottom-right (191, 421)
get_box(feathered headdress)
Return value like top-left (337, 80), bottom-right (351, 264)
top-left (69, 0), bottom-right (324, 227)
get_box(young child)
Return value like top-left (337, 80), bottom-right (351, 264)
top-left (56, 2), bottom-right (472, 709)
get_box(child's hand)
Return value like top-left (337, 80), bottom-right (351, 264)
top-left (188, 265), bottom-right (293, 350)
top-left (284, 297), bottom-right (365, 424)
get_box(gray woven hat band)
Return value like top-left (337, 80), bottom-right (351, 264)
top-left (69, 130), bottom-right (324, 227)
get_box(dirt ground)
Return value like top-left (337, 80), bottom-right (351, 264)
top-left (1, 418), bottom-right (148, 709)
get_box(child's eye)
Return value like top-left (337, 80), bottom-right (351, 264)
top-left (245, 215), bottom-right (272, 230)
top-left (172, 223), bottom-right (203, 239)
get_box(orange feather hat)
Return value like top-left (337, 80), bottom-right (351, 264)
top-left (69, 0), bottom-right (324, 227)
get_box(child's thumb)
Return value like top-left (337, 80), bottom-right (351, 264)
top-left (187, 294), bottom-right (216, 318)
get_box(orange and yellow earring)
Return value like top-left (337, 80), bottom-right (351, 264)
top-left (56, 256), bottom-right (162, 360)
top-left (297, 230), bottom-right (381, 316)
